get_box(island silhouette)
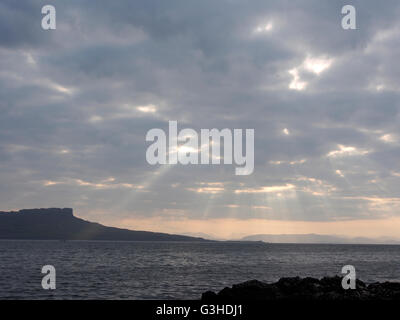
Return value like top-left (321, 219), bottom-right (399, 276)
top-left (0, 208), bottom-right (207, 241)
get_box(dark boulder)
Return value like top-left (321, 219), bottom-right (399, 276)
top-left (201, 276), bottom-right (400, 301)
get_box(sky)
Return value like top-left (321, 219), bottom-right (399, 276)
top-left (1, 0), bottom-right (400, 239)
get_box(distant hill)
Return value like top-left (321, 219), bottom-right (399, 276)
top-left (0, 208), bottom-right (208, 241)
top-left (241, 233), bottom-right (400, 244)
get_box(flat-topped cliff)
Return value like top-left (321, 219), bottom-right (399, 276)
top-left (0, 208), bottom-right (207, 242)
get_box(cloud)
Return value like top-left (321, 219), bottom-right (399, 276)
top-left (235, 184), bottom-right (295, 194)
top-left (327, 145), bottom-right (370, 157)
top-left (137, 104), bottom-right (157, 113)
top-left (1, 0), bottom-right (400, 232)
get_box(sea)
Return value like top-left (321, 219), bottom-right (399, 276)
top-left (0, 240), bottom-right (399, 299)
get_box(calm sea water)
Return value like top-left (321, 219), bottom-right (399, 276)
top-left (0, 240), bottom-right (399, 299)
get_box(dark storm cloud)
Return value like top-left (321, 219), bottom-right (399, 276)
top-left (1, 0), bottom-right (400, 223)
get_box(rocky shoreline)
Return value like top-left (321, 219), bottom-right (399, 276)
top-left (201, 276), bottom-right (400, 300)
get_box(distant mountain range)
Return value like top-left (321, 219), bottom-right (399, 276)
top-left (0, 208), bottom-right (207, 241)
top-left (240, 233), bottom-right (400, 244)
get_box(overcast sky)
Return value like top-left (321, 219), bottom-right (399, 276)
top-left (1, 0), bottom-right (400, 239)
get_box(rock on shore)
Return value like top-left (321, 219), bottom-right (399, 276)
top-left (201, 276), bottom-right (400, 300)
